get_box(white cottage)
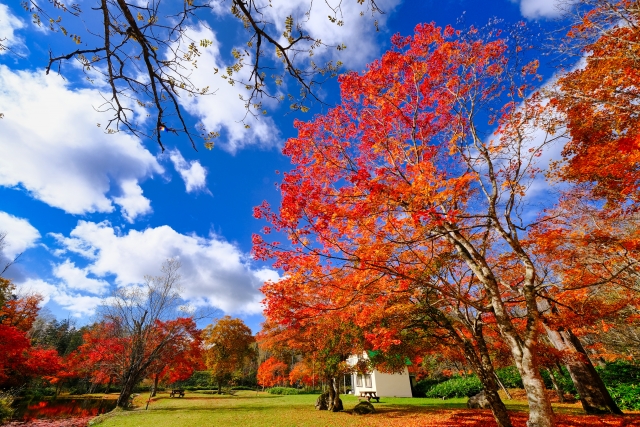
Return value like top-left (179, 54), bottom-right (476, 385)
top-left (346, 352), bottom-right (413, 398)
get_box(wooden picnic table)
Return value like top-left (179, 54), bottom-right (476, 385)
top-left (170, 389), bottom-right (185, 398)
top-left (358, 391), bottom-right (379, 402)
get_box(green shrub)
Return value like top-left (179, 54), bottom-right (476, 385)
top-left (182, 371), bottom-right (214, 389)
top-left (424, 376), bottom-right (482, 399)
top-left (496, 367), bottom-right (523, 389)
top-left (267, 387), bottom-right (299, 395)
top-left (296, 388), bottom-right (322, 395)
top-left (0, 393), bottom-right (14, 423)
top-left (413, 379), bottom-right (444, 397)
top-left (606, 383), bottom-right (640, 410)
top-left (552, 366), bottom-right (576, 395)
top-left (539, 369), bottom-right (554, 390)
top-left (19, 387), bottom-right (55, 400)
top-left (597, 361), bottom-right (640, 385)
top-left (595, 361), bottom-right (640, 410)
top-left (231, 386), bottom-right (255, 391)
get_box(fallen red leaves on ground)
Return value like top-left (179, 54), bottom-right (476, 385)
top-left (359, 409), bottom-right (640, 427)
top-left (3, 417), bottom-right (91, 427)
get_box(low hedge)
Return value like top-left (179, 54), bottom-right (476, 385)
top-left (424, 376), bottom-right (483, 399)
top-left (267, 387), bottom-right (299, 395)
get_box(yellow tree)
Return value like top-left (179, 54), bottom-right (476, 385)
top-left (203, 316), bottom-right (255, 394)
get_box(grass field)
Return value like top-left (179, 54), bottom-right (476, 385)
top-left (87, 391), bottom-right (640, 427)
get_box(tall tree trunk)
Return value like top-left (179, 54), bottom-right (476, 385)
top-left (467, 325), bottom-right (513, 427)
top-left (423, 304), bottom-right (513, 427)
top-left (327, 377), bottom-right (336, 411)
top-left (329, 377), bottom-right (343, 412)
top-left (512, 344), bottom-right (555, 427)
top-left (544, 325), bottom-right (622, 414)
top-left (443, 226), bottom-right (556, 427)
top-left (151, 373), bottom-right (160, 397)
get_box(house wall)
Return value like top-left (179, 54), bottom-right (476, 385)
top-left (350, 366), bottom-right (413, 397)
top-left (371, 367), bottom-right (413, 397)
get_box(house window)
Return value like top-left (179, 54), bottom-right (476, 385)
top-left (356, 375), bottom-right (362, 387)
top-left (364, 374), bottom-right (372, 388)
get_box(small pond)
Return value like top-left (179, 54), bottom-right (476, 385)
top-left (12, 397), bottom-right (117, 421)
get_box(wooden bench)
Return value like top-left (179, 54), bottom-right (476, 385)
top-left (170, 389), bottom-right (185, 398)
top-left (358, 391), bottom-right (379, 403)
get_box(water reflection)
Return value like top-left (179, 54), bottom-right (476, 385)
top-left (12, 397), bottom-right (117, 420)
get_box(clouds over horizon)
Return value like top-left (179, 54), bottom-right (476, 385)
top-left (0, 66), bottom-right (164, 222)
top-left (22, 221), bottom-right (277, 317)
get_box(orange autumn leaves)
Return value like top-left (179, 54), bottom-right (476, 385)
top-left (254, 6), bottom-right (640, 427)
top-left (554, 0), bottom-right (640, 203)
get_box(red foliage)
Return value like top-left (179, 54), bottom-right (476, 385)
top-left (553, 1), bottom-right (640, 203)
top-left (257, 357), bottom-right (288, 388)
top-left (0, 284), bottom-right (62, 388)
top-left (148, 317), bottom-right (203, 385)
top-left (288, 362), bottom-right (316, 387)
top-left (65, 317), bottom-right (202, 388)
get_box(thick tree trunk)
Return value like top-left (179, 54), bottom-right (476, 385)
top-left (545, 326), bottom-right (622, 414)
top-left (329, 377), bottom-right (343, 412)
top-left (116, 377), bottom-right (137, 409)
top-left (515, 346), bottom-right (555, 427)
top-left (151, 373), bottom-right (160, 397)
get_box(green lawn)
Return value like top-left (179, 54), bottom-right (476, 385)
top-left (90, 391), bottom-right (586, 427)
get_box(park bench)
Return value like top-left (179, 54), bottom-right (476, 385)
top-left (358, 391), bottom-right (379, 403)
top-left (170, 389), bottom-right (185, 398)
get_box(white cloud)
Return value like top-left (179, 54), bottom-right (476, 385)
top-left (17, 278), bottom-right (104, 317)
top-left (179, 0), bottom-right (399, 154)
top-left (260, 0), bottom-right (401, 69)
top-left (168, 149), bottom-right (208, 193)
top-left (53, 259), bottom-right (110, 295)
top-left (210, 0), bottom-right (400, 70)
top-left (177, 25), bottom-right (281, 154)
top-left (513, 0), bottom-right (563, 19)
top-left (0, 211), bottom-right (40, 258)
top-left (0, 3), bottom-right (26, 56)
top-left (113, 180), bottom-right (153, 222)
top-left (0, 66), bottom-right (163, 221)
top-left (51, 221), bottom-right (277, 315)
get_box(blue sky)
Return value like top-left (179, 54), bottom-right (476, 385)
top-left (0, 0), bottom-right (567, 333)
